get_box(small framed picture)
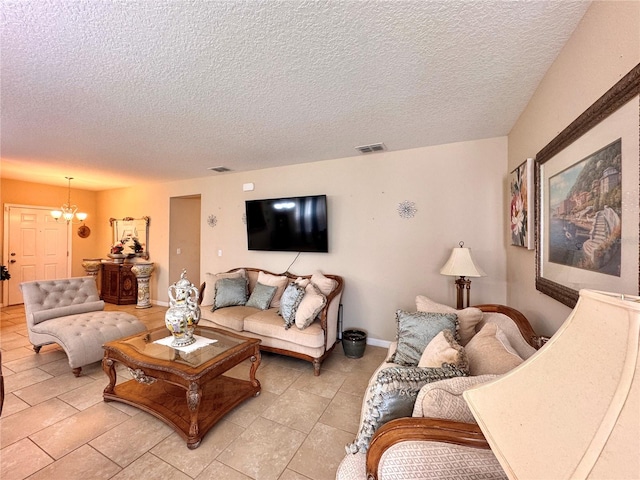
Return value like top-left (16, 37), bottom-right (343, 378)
top-left (510, 158), bottom-right (534, 249)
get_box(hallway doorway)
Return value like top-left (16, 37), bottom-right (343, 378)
top-left (168, 195), bottom-right (201, 287)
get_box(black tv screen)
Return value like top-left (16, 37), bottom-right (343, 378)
top-left (245, 195), bottom-right (328, 252)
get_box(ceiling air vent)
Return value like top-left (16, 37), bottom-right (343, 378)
top-left (355, 143), bottom-right (386, 154)
top-left (208, 166), bottom-right (231, 173)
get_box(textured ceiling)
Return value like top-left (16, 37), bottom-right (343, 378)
top-left (0, 0), bottom-right (590, 190)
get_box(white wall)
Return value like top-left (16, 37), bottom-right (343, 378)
top-left (507, 0), bottom-right (640, 335)
top-left (98, 136), bottom-right (508, 342)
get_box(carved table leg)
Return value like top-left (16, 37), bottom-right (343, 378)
top-left (186, 382), bottom-right (202, 449)
top-left (250, 347), bottom-right (262, 393)
top-left (102, 357), bottom-right (117, 395)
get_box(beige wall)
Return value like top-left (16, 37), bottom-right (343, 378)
top-left (507, 0), bottom-right (640, 335)
top-left (0, 178), bottom-right (102, 303)
top-left (94, 136), bottom-right (508, 342)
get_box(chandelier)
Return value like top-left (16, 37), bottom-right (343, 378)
top-left (51, 177), bottom-right (87, 224)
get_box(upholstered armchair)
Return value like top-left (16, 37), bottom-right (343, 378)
top-left (337, 302), bottom-right (544, 480)
top-left (338, 290), bottom-right (640, 479)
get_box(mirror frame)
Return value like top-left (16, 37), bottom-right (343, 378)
top-left (109, 216), bottom-right (150, 260)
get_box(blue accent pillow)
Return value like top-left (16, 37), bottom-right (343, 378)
top-left (278, 282), bottom-right (306, 329)
top-left (389, 310), bottom-right (458, 366)
top-left (212, 277), bottom-right (248, 310)
top-left (346, 364), bottom-right (468, 453)
top-left (246, 282), bottom-right (278, 310)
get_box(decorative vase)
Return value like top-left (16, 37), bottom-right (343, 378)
top-left (108, 253), bottom-right (126, 264)
top-left (165, 270), bottom-right (201, 347)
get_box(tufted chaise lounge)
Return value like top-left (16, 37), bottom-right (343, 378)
top-left (20, 276), bottom-right (147, 377)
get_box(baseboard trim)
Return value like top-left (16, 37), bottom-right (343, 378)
top-left (367, 337), bottom-right (391, 348)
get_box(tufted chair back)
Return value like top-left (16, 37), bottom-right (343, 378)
top-left (20, 277), bottom-right (105, 329)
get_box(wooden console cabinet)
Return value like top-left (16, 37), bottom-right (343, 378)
top-left (101, 263), bottom-right (137, 305)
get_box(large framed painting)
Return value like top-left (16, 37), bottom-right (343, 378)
top-left (535, 65), bottom-right (640, 308)
top-left (510, 158), bottom-right (534, 249)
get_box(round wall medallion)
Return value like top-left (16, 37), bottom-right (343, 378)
top-left (397, 201), bottom-right (417, 219)
top-left (207, 214), bottom-right (217, 228)
top-left (77, 225), bottom-right (91, 238)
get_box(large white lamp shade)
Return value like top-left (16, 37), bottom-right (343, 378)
top-left (464, 289), bottom-right (640, 479)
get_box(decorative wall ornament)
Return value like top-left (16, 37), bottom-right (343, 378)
top-left (397, 201), bottom-right (417, 219)
top-left (207, 214), bottom-right (217, 228)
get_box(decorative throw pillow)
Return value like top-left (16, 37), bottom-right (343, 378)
top-left (213, 276), bottom-right (248, 310)
top-left (295, 283), bottom-right (327, 329)
top-left (412, 374), bottom-right (499, 421)
top-left (310, 271), bottom-right (337, 296)
top-left (388, 311), bottom-right (458, 367)
top-left (201, 270), bottom-right (246, 306)
top-left (279, 282), bottom-right (306, 329)
top-left (415, 295), bottom-right (483, 346)
top-left (257, 271), bottom-right (289, 308)
top-left (465, 323), bottom-right (524, 375)
top-left (345, 364), bottom-right (468, 454)
top-left (418, 329), bottom-right (469, 372)
top-left (295, 277), bottom-right (310, 288)
top-left (245, 282), bottom-right (277, 310)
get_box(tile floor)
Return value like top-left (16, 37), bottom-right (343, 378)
top-left (0, 303), bottom-right (387, 480)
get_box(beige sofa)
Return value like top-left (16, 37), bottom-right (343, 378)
top-left (337, 300), bottom-right (545, 480)
top-left (198, 268), bottom-right (344, 375)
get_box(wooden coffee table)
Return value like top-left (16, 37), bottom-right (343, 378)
top-left (102, 325), bottom-right (261, 449)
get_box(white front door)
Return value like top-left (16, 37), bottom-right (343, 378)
top-left (4, 205), bottom-right (70, 306)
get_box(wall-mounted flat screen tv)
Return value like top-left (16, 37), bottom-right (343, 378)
top-left (245, 195), bottom-right (328, 252)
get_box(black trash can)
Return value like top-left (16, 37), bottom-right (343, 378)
top-left (342, 329), bottom-right (367, 358)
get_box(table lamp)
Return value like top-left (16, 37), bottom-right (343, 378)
top-left (440, 241), bottom-right (486, 309)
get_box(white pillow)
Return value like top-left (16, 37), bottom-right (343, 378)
top-left (310, 271), bottom-right (337, 296)
top-left (418, 329), bottom-right (468, 372)
top-left (416, 295), bottom-right (483, 346)
top-left (295, 283), bottom-right (326, 329)
top-left (295, 277), bottom-right (310, 288)
top-left (257, 271), bottom-right (289, 308)
top-left (465, 323), bottom-right (524, 375)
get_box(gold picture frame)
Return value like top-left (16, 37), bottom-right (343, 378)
top-left (109, 216), bottom-right (150, 260)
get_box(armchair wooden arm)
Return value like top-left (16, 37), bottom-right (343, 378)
top-left (366, 417), bottom-right (490, 480)
top-left (475, 304), bottom-right (546, 349)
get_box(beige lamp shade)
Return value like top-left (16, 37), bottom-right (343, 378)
top-left (440, 244), bottom-right (486, 277)
top-left (464, 289), bottom-right (640, 479)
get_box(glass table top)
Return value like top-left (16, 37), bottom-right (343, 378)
top-left (121, 326), bottom-right (247, 367)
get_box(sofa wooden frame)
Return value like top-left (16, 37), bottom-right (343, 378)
top-left (200, 267), bottom-right (344, 375)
